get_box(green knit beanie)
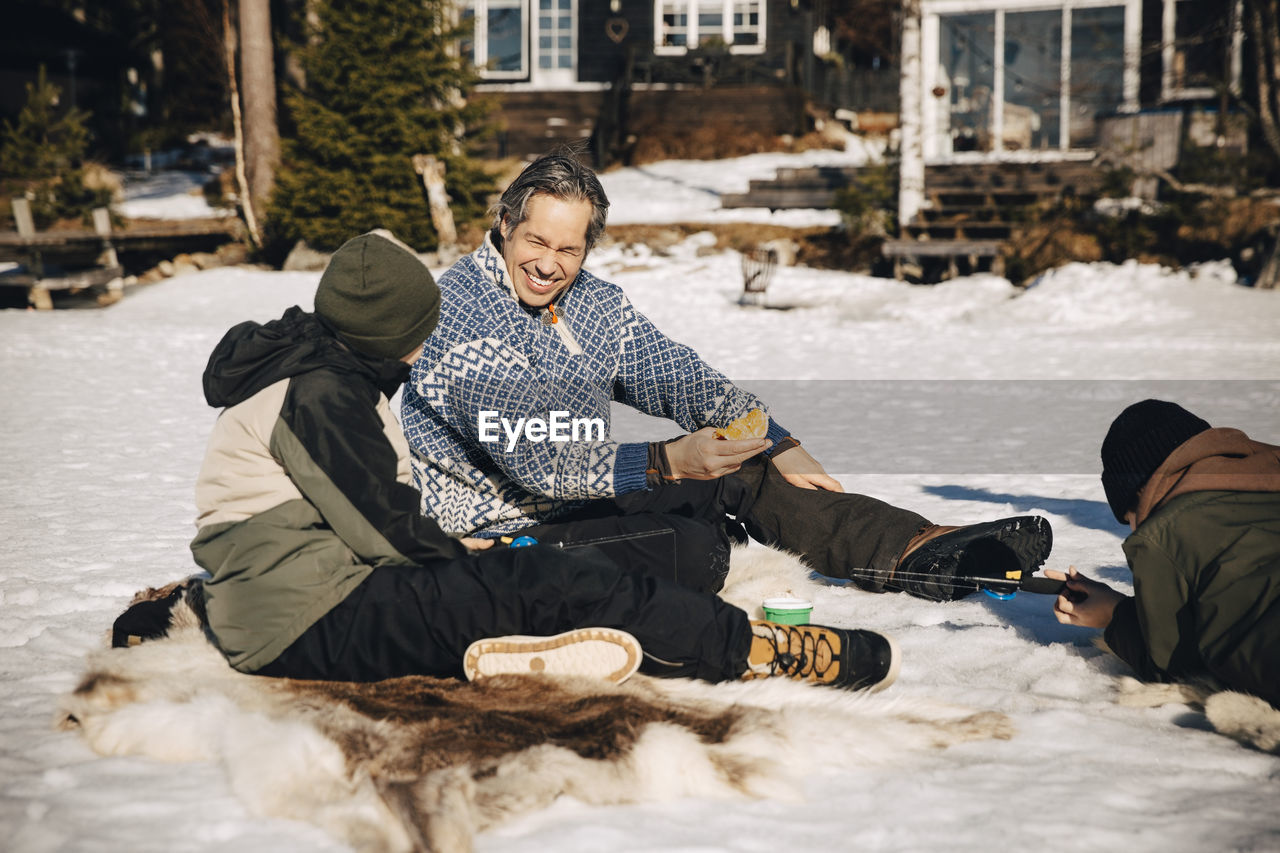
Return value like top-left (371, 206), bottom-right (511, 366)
top-left (314, 230), bottom-right (441, 360)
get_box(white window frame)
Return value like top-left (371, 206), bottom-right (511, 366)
top-left (534, 0), bottom-right (578, 84)
top-left (654, 0), bottom-right (767, 56)
top-left (920, 0), bottom-right (1141, 161)
top-left (1161, 0), bottom-right (1243, 102)
top-left (469, 0), bottom-right (529, 80)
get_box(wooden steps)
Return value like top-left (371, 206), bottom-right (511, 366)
top-left (714, 155), bottom-right (1103, 282)
top-left (887, 158), bottom-right (1101, 282)
top-left (721, 165), bottom-right (879, 210)
top-left (903, 220), bottom-right (1015, 241)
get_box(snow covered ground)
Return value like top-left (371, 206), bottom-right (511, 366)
top-left (598, 137), bottom-right (884, 227)
top-left (115, 134), bottom-right (236, 221)
top-left (115, 169), bottom-right (234, 220)
top-left (3, 150), bottom-right (1280, 852)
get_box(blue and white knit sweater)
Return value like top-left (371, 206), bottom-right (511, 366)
top-left (401, 234), bottom-right (789, 536)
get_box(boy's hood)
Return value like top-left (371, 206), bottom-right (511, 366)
top-left (1135, 427), bottom-right (1280, 526)
top-left (202, 306), bottom-right (409, 409)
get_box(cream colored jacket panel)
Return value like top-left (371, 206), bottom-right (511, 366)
top-left (195, 378), bottom-right (413, 530)
top-left (195, 379), bottom-right (302, 529)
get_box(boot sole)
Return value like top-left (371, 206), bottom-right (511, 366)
top-left (463, 628), bottom-right (642, 684)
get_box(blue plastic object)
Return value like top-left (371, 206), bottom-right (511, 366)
top-left (508, 535), bottom-right (539, 548)
top-left (983, 588), bottom-right (1017, 601)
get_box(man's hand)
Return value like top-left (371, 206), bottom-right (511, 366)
top-left (770, 444), bottom-right (844, 492)
top-left (1046, 566), bottom-right (1124, 629)
top-left (666, 428), bottom-right (769, 480)
top-left (460, 537), bottom-right (494, 551)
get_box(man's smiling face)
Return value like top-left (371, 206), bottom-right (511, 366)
top-left (501, 193), bottom-right (593, 309)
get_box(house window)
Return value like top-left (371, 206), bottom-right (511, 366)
top-left (464, 0), bottom-right (528, 79)
top-left (537, 0), bottom-right (574, 70)
top-left (1002, 9), bottom-right (1062, 151)
top-left (933, 3), bottom-right (1131, 155)
top-left (1162, 0), bottom-right (1242, 101)
top-left (1070, 5), bottom-right (1126, 147)
top-left (660, 1), bottom-right (690, 47)
top-left (732, 1), bottom-right (761, 47)
top-left (658, 1), bottom-right (764, 52)
top-left (938, 13), bottom-right (996, 152)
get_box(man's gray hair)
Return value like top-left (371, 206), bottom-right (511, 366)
top-left (490, 151), bottom-right (610, 251)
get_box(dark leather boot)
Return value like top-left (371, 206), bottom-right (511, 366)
top-left (891, 516), bottom-right (1053, 601)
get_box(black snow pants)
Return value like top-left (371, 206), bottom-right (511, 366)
top-left (515, 455), bottom-right (930, 594)
top-left (255, 542), bottom-right (753, 684)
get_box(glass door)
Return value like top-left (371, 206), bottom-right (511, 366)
top-left (1003, 10), bottom-right (1061, 151)
top-left (938, 13), bottom-right (996, 153)
top-left (1070, 6), bottom-right (1126, 147)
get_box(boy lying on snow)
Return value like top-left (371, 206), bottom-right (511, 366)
top-left (146, 230), bottom-right (901, 691)
top-left (1048, 400), bottom-right (1280, 709)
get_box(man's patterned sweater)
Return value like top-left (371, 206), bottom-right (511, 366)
top-left (401, 234), bottom-right (788, 536)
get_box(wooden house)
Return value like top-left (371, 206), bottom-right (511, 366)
top-left (456, 0), bottom-right (845, 162)
top-left (887, 0), bottom-right (1245, 276)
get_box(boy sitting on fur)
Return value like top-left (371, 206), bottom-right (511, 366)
top-left (1048, 399), bottom-right (1280, 709)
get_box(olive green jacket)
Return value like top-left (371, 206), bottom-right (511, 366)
top-left (191, 307), bottom-right (465, 673)
top-left (1105, 490), bottom-right (1280, 706)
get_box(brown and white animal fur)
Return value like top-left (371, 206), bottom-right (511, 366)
top-left (1115, 676), bottom-right (1280, 754)
top-left (57, 546), bottom-right (1013, 853)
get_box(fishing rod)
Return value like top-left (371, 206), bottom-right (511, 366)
top-left (496, 533), bottom-right (1069, 602)
top-left (818, 564), bottom-right (1068, 601)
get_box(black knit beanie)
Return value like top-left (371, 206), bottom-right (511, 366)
top-left (314, 231), bottom-right (441, 360)
top-left (1100, 399), bottom-right (1211, 524)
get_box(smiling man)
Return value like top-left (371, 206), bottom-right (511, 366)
top-left (400, 151), bottom-right (1052, 602)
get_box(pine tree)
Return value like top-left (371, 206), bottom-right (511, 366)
top-left (1, 67), bottom-right (91, 181)
top-left (268, 0), bottom-right (493, 252)
top-left (0, 66), bottom-right (111, 228)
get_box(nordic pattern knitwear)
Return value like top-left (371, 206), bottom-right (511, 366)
top-left (1101, 399), bottom-right (1211, 523)
top-left (401, 234), bottom-right (788, 536)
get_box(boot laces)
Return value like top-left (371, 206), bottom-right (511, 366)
top-left (756, 624), bottom-right (838, 680)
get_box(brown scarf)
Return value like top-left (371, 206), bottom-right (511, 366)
top-left (1135, 427), bottom-right (1280, 526)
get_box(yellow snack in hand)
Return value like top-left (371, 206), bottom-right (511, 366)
top-left (714, 408), bottom-right (768, 440)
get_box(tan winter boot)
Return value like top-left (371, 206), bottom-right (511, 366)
top-left (746, 621), bottom-right (900, 692)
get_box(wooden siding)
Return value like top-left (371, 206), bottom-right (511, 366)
top-left (474, 85), bottom-right (805, 163)
top-left (577, 6), bottom-right (654, 84)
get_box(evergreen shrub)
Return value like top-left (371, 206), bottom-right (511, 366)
top-left (268, 0), bottom-right (495, 255)
top-left (0, 66), bottom-right (113, 229)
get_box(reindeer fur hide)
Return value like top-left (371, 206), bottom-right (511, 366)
top-left (1114, 677), bottom-right (1280, 754)
top-left (56, 547), bottom-right (1014, 853)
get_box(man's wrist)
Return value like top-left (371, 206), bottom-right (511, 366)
top-left (646, 439), bottom-right (682, 487)
top-left (767, 436), bottom-right (801, 457)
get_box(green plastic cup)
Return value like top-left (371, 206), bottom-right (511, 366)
top-left (762, 596), bottom-right (813, 625)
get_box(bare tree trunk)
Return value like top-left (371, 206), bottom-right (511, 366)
top-left (413, 154), bottom-right (459, 259)
top-left (222, 1), bottom-right (261, 247)
top-left (238, 0), bottom-right (280, 220)
top-left (898, 0), bottom-right (924, 229)
top-left (1258, 226), bottom-right (1280, 289)
top-left (1247, 0), bottom-right (1280, 162)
